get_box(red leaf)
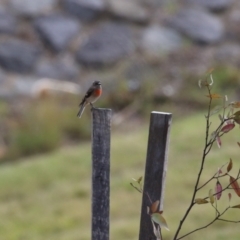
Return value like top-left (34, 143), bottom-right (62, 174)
top-left (221, 123), bottom-right (235, 133)
top-left (230, 176), bottom-right (240, 197)
top-left (215, 181), bottom-right (222, 200)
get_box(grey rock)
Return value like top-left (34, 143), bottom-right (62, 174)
top-left (169, 8), bottom-right (224, 44)
top-left (76, 22), bottom-right (134, 66)
top-left (140, 25), bottom-right (183, 57)
top-left (34, 15), bottom-right (80, 52)
top-left (62, 0), bottom-right (106, 21)
top-left (0, 8), bottom-right (17, 34)
top-left (186, 0), bottom-right (233, 12)
top-left (36, 56), bottom-right (80, 80)
top-left (108, 0), bottom-right (149, 23)
top-left (0, 39), bottom-right (41, 73)
top-left (9, 0), bottom-right (57, 17)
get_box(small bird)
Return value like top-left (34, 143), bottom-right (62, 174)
top-left (77, 81), bottom-right (102, 118)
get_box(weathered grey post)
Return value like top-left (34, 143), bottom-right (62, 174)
top-left (91, 108), bottom-right (112, 240)
top-left (139, 111), bottom-right (172, 240)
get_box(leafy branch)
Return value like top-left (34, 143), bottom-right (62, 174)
top-left (173, 74), bottom-right (240, 240)
top-left (131, 72), bottom-right (240, 239)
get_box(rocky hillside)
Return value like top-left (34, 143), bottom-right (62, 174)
top-left (0, 0), bottom-right (239, 98)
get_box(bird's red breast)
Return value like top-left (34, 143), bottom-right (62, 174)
top-left (94, 88), bottom-right (102, 97)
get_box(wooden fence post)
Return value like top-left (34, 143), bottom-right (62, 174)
top-left (139, 111), bottom-right (172, 240)
top-left (91, 108), bottom-right (112, 240)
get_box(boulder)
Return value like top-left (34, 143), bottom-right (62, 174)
top-left (169, 8), bottom-right (224, 44)
top-left (0, 39), bottom-right (41, 73)
top-left (34, 15), bottom-right (80, 52)
top-left (186, 0), bottom-right (233, 12)
top-left (140, 25), bottom-right (183, 58)
top-left (108, 0), bottom-right (149, 23)
top-left (0, 8), bottom-right (16, 34)
top-left (9, 0), bottom-right (57, 17)
top-left (62, 0), bottom-right (106, 21)
top-left (76, 22), bottom-right (134, 66)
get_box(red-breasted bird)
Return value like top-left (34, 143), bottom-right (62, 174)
top-left (77, 81), bottom-right (102, 118)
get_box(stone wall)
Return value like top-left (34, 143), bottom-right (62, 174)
top-left (0, 0), bottom-right (239, 98)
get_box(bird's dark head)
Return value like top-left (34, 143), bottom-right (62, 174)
top-left (93, 81), bottom-right (101, 86)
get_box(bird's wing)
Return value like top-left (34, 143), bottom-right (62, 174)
top-left (79, 86), bottom-right (95, 106)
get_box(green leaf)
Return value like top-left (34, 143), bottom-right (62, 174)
top-left (195, 198), bottom-right (209, 204)
top-left (209, 189), bottom-right (215, 204)
top-left (151, 212), bottom-right (169, 231)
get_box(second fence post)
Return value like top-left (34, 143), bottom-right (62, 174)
top-left (91, 108), bottom-right (112, 240)
top-left (139, 111), bottom-right (172, 240)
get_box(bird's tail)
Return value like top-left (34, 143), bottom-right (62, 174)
top-left (77, 103), bottom-right (86, 118)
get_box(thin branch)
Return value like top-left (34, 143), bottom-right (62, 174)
top-left (130, 183), bottom-right (142, 193)
top-left (177, 207), bottom-right (229, 240)
top-left (173, 86), bottom-right (213, 240)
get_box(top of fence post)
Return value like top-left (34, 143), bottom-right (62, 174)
top-left (139, 111), bottom-right (172, 240)
top-left (91, 108), bottom-right (112, 240)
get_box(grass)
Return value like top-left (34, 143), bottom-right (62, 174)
top-left (0, 112), bottom-right (240, 239)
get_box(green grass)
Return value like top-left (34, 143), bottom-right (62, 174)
top-left (0, 112), bottom-right (240, 239)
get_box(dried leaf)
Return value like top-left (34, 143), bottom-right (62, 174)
top-left (151, 212), bottom-right (169, 231)
top-left (216, 135), bottom-right (222, 148)
top-left (229, 176), bottom-right (240, 197)
top-left (231, 204), bottom-right (240, 208)
top-left (227, 159), bottom-right (233, 172)
top-left (195, 198), bottom-right (209, 204)
top-left (150, 200), bottom-right (160, 213)
top-left (215, 181), bottom-right (222, 200)
top-left (151, 220), bottom-right (161, 239)
top-left (209, 189), bottom-right (215, 204)
top-left (221, 123), bottom-right (235, 133)
top-left (137, 176), bottom-right (142, 184)
top-left (206, 94), bottom-right (222, 99)
top-left (230, 101), bottom-right (240, 108)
